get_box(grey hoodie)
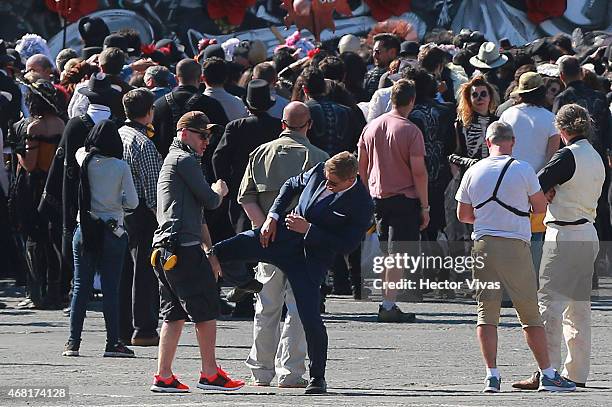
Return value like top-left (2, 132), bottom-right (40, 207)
top-left (153, 138), bottom-right (222, 246)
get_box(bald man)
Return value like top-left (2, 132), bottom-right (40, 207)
top-left (25, 54), bottom-right (54, 81)
top-left (236, 101), bottom-right (328, 387)
top-left (24, 54), bottom-right (70, 110)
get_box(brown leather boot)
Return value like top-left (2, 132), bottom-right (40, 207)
top-left (512, 371), bottom-right (540, 390)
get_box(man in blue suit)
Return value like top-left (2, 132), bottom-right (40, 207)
top-left (210, 152), bottom-right (374, 394)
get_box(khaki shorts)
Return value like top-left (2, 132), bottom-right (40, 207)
top-left (472, 235), bottom-right (542, 328)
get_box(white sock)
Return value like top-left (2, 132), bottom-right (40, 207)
top-left (486, 367), bottom-right (500, 379)
top-left (381, 300), bottom-right (395, 311)
top-left (540, 367), bottom-right (556, 379)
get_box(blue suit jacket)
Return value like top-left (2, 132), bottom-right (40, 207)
top-left (269, 163), bottom-right (374, 267)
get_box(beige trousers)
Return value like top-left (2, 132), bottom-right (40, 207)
top-left (245, 262), bottom-right (307, 385)
top-left (538, 224), bottom-right (599, 383)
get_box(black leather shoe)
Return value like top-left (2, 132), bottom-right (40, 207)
top-left (226, 279), bottom-right (263, 303)
top-left (305, 377), bottom-right (327, 394)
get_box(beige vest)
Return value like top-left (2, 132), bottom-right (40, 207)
top-left (545, 139), bottom-right (605, 225)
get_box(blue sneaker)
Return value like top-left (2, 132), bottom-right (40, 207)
top-left (538, 371), bottom-right (576, 392)
top-left (483, 376), bottom-right (501, 393)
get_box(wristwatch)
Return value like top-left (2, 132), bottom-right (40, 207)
top-left (421, 206), bottom-right (431, 212)
top-left (205, 246), bottom-right (216, 257)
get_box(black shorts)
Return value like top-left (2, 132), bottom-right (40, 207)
top-left (154, 245), bottom-right (220, 323)
top-left (373, 195), bottom-right (421, 254)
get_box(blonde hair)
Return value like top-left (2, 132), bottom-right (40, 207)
top-left (457, 75), bottom-right (499, 127)
top-left (324, 152), bottom-right (358, 180)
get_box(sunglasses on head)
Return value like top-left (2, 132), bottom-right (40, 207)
top-left (471, 90), bottom-right (489, 99)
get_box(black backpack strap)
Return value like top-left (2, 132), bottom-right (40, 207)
top-left (473, 158), bottom-right (529, 217)
top-left (166, 91), bottom-right (204, 130)
top-left (494, 199), bottom-right (530, 217)
top-left (491, 157), bottom-right (515, 199)
top-left (165, 92), bottom-right (183, 129)
top-left (474, 158), bottom-right (515, 209)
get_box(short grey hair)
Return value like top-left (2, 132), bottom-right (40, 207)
top-left (144, 65), bottom-right (171, 87)
top-left (555, 103), bottom-right (591, 137)
top-left (486, 121), bottom-right (515, 144)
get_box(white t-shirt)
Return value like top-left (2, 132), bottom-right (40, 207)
top-left (499, 103), bottom-right (557, 172)
top-left (456, 155), bottom-right (541, 242)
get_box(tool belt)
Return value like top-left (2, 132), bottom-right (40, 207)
top-left (150, 238), bottom-right (178, 271)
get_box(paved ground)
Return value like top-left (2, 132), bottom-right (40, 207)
top-left (0, 278), bottom-right (611, 407)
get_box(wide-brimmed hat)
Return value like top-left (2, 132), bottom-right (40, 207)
top-left (510, 72), bottom-right (544, 97)
top-left (0, 40), bottom-right (16, 64)
top-left (24, 79), bottom-right (61, 114)
top-left (469, 42), bottom-right (508, 69)
top-left (244, 79), bottom-right (275, 111)
top-left (78, 73), bottom-right (121, 106)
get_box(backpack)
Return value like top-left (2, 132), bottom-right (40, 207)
top-left (165, 91), bottom-right (204, 130)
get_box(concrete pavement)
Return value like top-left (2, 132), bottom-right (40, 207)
top-left (0, 279), bottom-right (610, 406)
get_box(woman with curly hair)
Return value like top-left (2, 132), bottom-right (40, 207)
top-left (445, 76), bottom-right (499, 246)
top-left (449, 75), bottom-right (500, 173)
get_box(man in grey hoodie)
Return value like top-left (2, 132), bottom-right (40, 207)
top-left (150, 111), bottom-right (245, 393)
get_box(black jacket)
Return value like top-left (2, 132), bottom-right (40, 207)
top-left (306, 97), bottom-right (361, 156)
top-left (212, 112), bottom-right (281, 230)
top-left (553, 80), bottom-right (611, 155)
top-left (0, 70), bottom-right (22, 138)
top-left (152, 85), bottom-right (229, 158)
top-left (40, 115), bottom-right (95, 261)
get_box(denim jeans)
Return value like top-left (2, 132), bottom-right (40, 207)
top-left (69, 225), bottom-right (128, 344)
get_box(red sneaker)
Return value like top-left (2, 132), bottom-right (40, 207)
top-left (197, 366), bottom-right (245, 391)
top-left (150, 374), bottom-right (190, 393)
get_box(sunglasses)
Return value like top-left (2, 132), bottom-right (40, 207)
top-left (186, 128), bottom-right (211, 140)
top-left (471, 90), bottom-right (489, 99)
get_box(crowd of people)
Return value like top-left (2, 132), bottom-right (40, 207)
top-left (0, 14), bottom-right (611, 395)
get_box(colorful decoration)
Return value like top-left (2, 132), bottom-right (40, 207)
top-left (366, 19), bottom-right (418, 46)
top-left (364, 0), bottom-right (412, 22)
top-left (207, 0), bottom-right (257, 26)
top-left (45, 0), bottom-right (99, 23)
top-left (525, 0), bottom-right (567, 24)
top-left (275, 31), bottom-right (316, 59)
top-left (282, 0), bottom-right (353, 41)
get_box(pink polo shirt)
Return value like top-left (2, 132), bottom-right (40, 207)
top-left (358, 112), bottom-right (426, 199)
